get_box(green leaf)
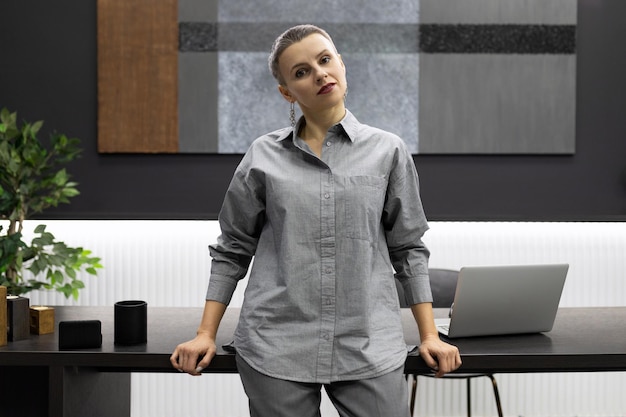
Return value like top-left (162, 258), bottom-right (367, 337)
top-left (48, 254), bottom-right (64, 267)
top-left (64, 267), bottom-right (77, 279)
top-left (60, 284), bottom-right (74, 298)
top-left (52, 169), bottom-right (69, 186)
top-left (62, 187), bottom-right (80, 198)
top-left (52, 270), bottom-right (64, 285)
top-left (57, 134), bottom-right (68, 147)
top-left (30, 120), bottom-right (43, 136)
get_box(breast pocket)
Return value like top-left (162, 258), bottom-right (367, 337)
top-left (344, 175), bottom-right (387, 240)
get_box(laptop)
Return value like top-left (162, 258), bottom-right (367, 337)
top-left (435, 263), bottom-right (569, 338)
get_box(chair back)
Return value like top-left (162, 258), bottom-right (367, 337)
top-left (395, 268), bottom-right (459, 309)
top-left (428, 268), bottom-right (459, 309)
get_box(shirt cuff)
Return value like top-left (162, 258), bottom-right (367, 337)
top-left (205, 275), bottom-right (238, 305)
top-left (402, 276), bottom-right (433, 305)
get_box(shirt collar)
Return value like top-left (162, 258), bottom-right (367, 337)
top-left (276, 109), bottom-right (359, 144)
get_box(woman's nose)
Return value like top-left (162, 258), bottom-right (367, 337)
top-left (315, 68), bottom-right (328, 82)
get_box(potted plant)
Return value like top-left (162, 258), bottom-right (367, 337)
top-left (0, 107), bottom-right (102, 299)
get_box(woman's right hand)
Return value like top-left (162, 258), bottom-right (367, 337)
top-left (170, 332), bottom-right (217, 376)
top-left (171, 300), bottom-right (227, 375)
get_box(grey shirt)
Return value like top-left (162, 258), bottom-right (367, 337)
top-left (206, 110), bottom-right (432, 384)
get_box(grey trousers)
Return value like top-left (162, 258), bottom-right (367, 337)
top-left (236, 355), bottom-right (411, 417)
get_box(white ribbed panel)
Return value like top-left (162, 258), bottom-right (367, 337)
top-left (9, 220), bottom-right (626, 417)
top-left (24, 220), bottom-right (220, 307)
top-left (423, 221), bottom-right (626, 307)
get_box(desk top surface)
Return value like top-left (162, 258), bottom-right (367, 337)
top-left (2, 306), bottom-right (626, 374)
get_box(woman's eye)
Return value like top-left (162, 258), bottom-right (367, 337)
top-left (295, 68), bottom-right (307, 78)
top-left (321, 56), bottom-right (331, 64)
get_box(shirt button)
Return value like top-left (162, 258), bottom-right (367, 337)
top-left (325, 267), bottom-right (332, 274)
top-left (324, 193), bottom-right (330, 199)
top-left (326, 141), bottom-right (332, 147)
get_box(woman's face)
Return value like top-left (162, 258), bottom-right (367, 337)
top-left (277, 33), bottom-right (347, 115)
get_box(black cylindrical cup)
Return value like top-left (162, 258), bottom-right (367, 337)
top-left (114, 300), bottom-right (147, 345)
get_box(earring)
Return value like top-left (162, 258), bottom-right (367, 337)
top-left (289, 102), bottom-right (296, 127)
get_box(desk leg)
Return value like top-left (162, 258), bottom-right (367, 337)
top-left (0, 366), bottom-right (49, 416)
top-left (48, 366), bottom-right (131, 417)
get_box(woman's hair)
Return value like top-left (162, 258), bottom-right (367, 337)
top-left (268, 24), bottom-right (336, 85)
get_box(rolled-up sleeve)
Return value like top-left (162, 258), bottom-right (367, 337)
top-left (383, 143), bottom-right (432, 305)
top-left (206, 152), bottom-right (266, 305)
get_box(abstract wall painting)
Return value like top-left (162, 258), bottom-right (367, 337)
top-left (97, 0), bottom-right (576, 154)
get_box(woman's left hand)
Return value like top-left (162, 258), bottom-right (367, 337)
top-left (418, 336), bottom-right (462, 377)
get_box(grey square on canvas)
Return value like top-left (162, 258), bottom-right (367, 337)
top-left (419, 54), bottom-right (576, 154)
top-left (179, 52), bottom-right (219, 153)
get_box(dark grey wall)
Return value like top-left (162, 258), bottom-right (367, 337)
top-left (1, 0), bottom-right (625, 221)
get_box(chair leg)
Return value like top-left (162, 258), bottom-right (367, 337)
top-left (487, 375), bottom-right (504, 417)
top-left (466, 378), bottom-right (472, 417)
top-left (413, 374), bottom-right (503, 417)
top-left (409, 374), bottom-right (417, 416)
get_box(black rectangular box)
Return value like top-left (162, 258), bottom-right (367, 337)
top-left (59, 320), bottom-right (102, 350)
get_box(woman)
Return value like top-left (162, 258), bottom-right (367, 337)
top-left (171, 24), bottom-right (461, 417)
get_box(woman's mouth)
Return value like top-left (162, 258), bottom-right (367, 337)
top-left (318, 83), bottom-right (336, 95)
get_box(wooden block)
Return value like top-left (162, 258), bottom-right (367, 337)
top-left (30, 306), bottom-right (55, 335)
top-left (0, 286), bottom-right (7, 346)
top-left (7, 296), bottom-right (30, 341)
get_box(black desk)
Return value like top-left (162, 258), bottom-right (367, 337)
top-left (2, 306), bottom-right (626, 417)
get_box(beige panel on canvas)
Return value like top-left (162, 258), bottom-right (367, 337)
top-left (97, 0), bottom-right (179, 153)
